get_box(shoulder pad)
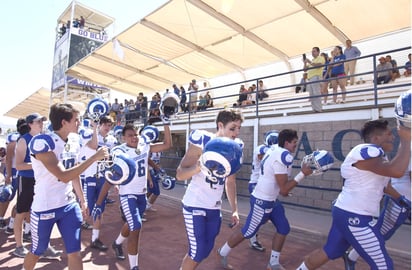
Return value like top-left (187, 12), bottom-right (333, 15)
top-left (29, 134), bottom-right (55, 155)
top-left (359, 144), bottom-right (384, 160)
top-left (189, 130), bottom-right (213, 149)
top-left (6, 132), bottom-right (19, 144)
top-left (79, 129), bottom-right (93, 140)
top-left (111, 146), bottom-right (127, 156)
top-left (274, 146), bottom-right (293, 166)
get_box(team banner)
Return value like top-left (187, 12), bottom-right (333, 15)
top-left (51, 32), bottom-right (69, 91)
top-left (68, 28), bottom-right (107, 68)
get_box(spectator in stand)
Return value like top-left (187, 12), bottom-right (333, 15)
top-left (386, 55), bottom-right (400, 81)
top-left (111, 98), bottom-right (121, 125)
top-left (376, 57), bottom-right (393, 84)
top-left (138, 92), bottom-right (148, 125)
top-left (257, 80), bottom-right (269, 101)
top-left (73, 18), bottom-right (80, 28)
top-left (180, 86), bottom-right (188, 112)
top-left (303, 47), bottom-right (324, 112)
top-left (320, 52), bottom-right (331, 104)
top-left (404, 53), bottom-right (411, 77)
top-left (205, 91), bottom-right (213, 108)
top-left (148, 95), bottom-right (161, 124)
top-left (343, 40), bottom-right (361, 85)
top-left (198, 95), bottom-right (207, 111)
top-left (234, 85), bottom-right (253, 107)
top-left (330, 46), bottom-right (347, 104)
top-left (60, 23), bottom-right (67, 36)
top-left (79, 16), bottom-right (85, 28)
top-left (295, 73), bottom-right (307, 94)
top-left (173, 84), bottom-right (180, 97)
top-left (188, 79), bottom-right (199, 113)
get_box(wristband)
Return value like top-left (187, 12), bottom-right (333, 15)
top-left (294, 171), bottom-right (305, 183)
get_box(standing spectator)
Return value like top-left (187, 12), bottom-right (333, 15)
top-left (173, 84), bottom-right (180, 97)
top-left (404, 53), bottom-right (411, 77)
top-left (180, 86), bottom-right (188, 112)
top-left (79, 16), bottom-right (85, 28)
top-left (176, 109), bottom-right (243, 270)
top-left (376, 57), bottom-right (393, 84)
top-left (138, 92), bottom-right (148, 125)
top-left (257, 80), bottom-right (269, 101)
top-left (188, 79), bottom-right (199, 113)
top-left (295, 120), bottom-right (410, 270)
top-left (303, 47), bottom-right (325, 112)
top-left (60, 23), bottom-right (67, 36)
top-left (111, 98), bottom-right (121, 125)
top-left (22, 103), bottom-right (108, 270)
top-left (343, 40), bottom-right (361, 85)
top-left (386, 55), bottom-right (400, 81)
top-left (330, 46), bottom-right (347, 104)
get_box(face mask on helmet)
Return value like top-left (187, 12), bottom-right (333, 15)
top-left (302, 150), bottom-right (334, 176)
top-left (394, 90), bottom-right (411, 128)
top-left (160, 93), bottom-right (180, 118)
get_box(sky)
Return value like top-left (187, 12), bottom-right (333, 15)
top-left (0, 0), bottom-right (167, 129)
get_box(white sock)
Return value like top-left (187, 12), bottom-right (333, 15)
top-left (269, 250), bottom-right (280, 265)
top-left (146, 202), bottom-right (152, 210)
top-left (249, 234), bottom-right (257, 243)
top-left (348, 249), bottom-right (359, 262)
top-left (128, 254), bottom-right (138, 268)
top-left (219, 242), bottom-right (232, 256)
top-left (115, 233), bottom-right (126, 245)
top-left (24, 222), bottom-right (31, 234)
top-left (8, 217), bottom-right (14, 229)
top-left (296, 262), bottom-right (309, 270)
top-left (92, 229), bottom-right (100, 242)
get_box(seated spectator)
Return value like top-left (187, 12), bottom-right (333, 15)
top-left (234, 85), bottom-right (253, 107)
top-left (386, 55), bottom-right (400, 81)
top-left (404, 53), bottom-right (411, 77)
top-left (257, 80), bottom-right (269, 100)
top-left (295, 73), bottom-right (308, 93)
top-left (198, 95), bottom-right (207, 111)
top-left (376, 57), bottom-right (393, 84)
top-left (205, 91), bottom-right (213, 108)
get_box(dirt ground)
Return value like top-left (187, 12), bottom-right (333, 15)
top-left (0, 191), bottom-right (410, 270)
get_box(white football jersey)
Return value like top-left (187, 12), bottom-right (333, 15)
top-left (112, 138), bottom-right (150, 196)
top-left (29, 132), bottom-right (80, 212)
top-left (390, 161), bottom-right (411, 200)
top-left (335, 144), bottom-right (390, 216)
top-left (249, 144), bottom-right (269, 184)
top-left (182, 129), bottom-right (244, 209)
top-left (252, 145), bottom-right (293, 201)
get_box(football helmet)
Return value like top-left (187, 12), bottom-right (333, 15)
top-left (161, 175), bottom-right (176, 190)
top-left (257, 144), bottom-right (269, 156)
top-left (302, 150), bottom-right (334, 176)
top-left (264, 130), bottom-right (279, 146)
top-left (86, 98), bottom-right (109, 122)
top-left (200, 137), bottom-right (243, 183)
top-left (113, 125), bottom-right (123, 137)
top-left (394, 90), bottom-right (411, 128)
top-left (104, 153), bottom-right (136, 185)
top-left (160, 92), bottom-right (180, 118)
top-left (0, 184), bottom-right (14, 203)
top-left (141, 125), bottom-right (159, 143)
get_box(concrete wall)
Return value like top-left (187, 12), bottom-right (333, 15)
top-left (159, 114), bottom-right (398, 212)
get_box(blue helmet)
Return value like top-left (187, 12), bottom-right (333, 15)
top-left (200, 137), bottom-right (243, 183)
top-left (83, 118), bottom-right (92, 128)
top-left (302, 150), bottom-right (334, 176)
top-left (264, 130), bottom-right (279, 146)
top-left (104, 153), bottom-right (136, 185)
top-left (394, 90), bottom-right (411, 128)
top-left (0, 184), bottom-right (14, 203)
top-left (161, 175), bottom-right (176, 190)
top-left (86, 98), bottom-right (109, 122)
top-left (141, 125), bottom-right (159, 143)
top-left (257, 144), bottom-right (269, 156)
top-left (113, 125), bottom-right (123, 137)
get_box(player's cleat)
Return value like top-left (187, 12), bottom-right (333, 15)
top-left (131, 266), bottom-right (139, 270)
top-left (13, 246), bottom-right (29, 258)
top-left (23, 232), bottom-right (32, 242)
top-left (249, 240), bottom-right (266, 252)
top-left (112, 241), bottom-right (125, 260)
top-left (91, 239), bottom-right (108, 251)
top-left (141, 217), bottom-right (147, 222)
top-left (0, 219), bottom-right (7, 229)
top-left (267, 263), bottom-right (286, 270)
top-left (5, 226), bottom-right (14, 235)
top-left (41, 246), bottom-right (62, 260)
top-left (81, 221), bottom-right (93, 230)
top-left (342, 251), bottom-right (356, 270)
top-left (217, 248), bottom-right (233, 269)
